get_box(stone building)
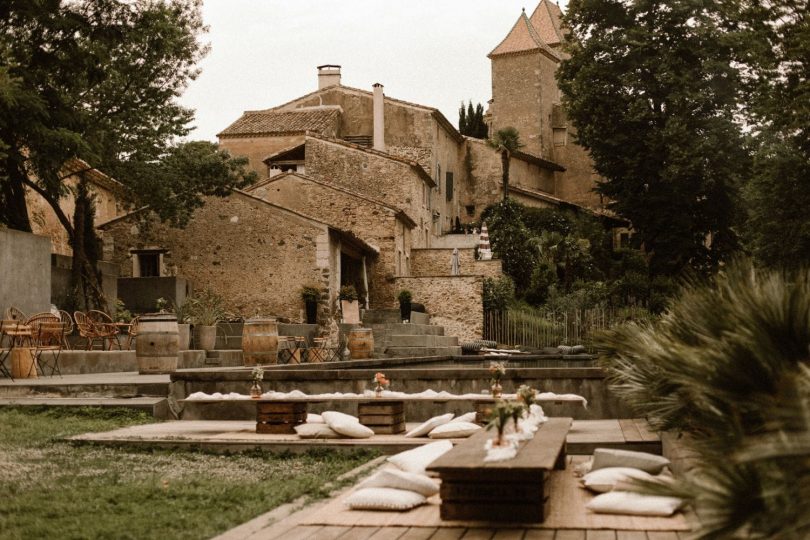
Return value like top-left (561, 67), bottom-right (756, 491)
top-left (99, 1), bottom-right (610, 341)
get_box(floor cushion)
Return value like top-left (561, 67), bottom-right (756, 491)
top-left (358, 468), bottom-right (439, 496)
top-left (322, 411), bottom-right (374, 438)
top-left (581, 467), bottom-right (655, 493)
top-left (345, 487), bottom-right (426, 511)
top-left (591, 448), bottom-right (670, 474)
top-left (294, 423), bottom-right (342, 439)
top-left (387, 440), bottom-right (453, 475)
top-left (405, 413), bottom-right (454, 438)
top-left (450, 412), bottom-right (477, 424)
top-left (428, 421), bottom-right (481, 439)
top-left (586, 491), bottom-right (684, 516)
top-left (307, 413), bottom-right (324, 423)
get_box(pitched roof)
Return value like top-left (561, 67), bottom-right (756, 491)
top-left (529, 0), bottom-right (565, 47)
top-left (217, 107), bottom-right (341, 137)
top-left (488, 9), bottom-right (560, 61)
top-left (247, 171), bottom-right (417, 229)
top-left (62, 157), bottom-right (125, 194)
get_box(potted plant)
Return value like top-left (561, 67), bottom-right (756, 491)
top-left (398, 289), bottom-right (412, 323)
top-left (188, 289), bottom-right (225, 351)
top-left (301, 285), bottom-right (320, 324)
top-left (339, 285), bottom-right (360, 324)
top-left (172, 300), bottom-right (192, 351)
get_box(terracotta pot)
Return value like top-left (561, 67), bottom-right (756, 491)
top-left (194, 325), bottom-right (217, 351)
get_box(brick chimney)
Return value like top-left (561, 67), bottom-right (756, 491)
top-left (373, 83), bottom-right (385, 151)
top-left (317, 65), bottom-right (341, 89)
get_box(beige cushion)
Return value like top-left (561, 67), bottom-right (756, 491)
top-left (428, 421), bottom-right (481, 439)
top-left (450, 412), bottom-right (477, 423)
top-left (581, 467), bottom-right (655, 493)
top-left (388, 440), bottom-right (453, 475)
top-left (405, 413), bottom-right (455, 438)
top-left (358, 468), bottom-right (439, 496)
top-left (345, 487), bottom-right (426, 511)
top-left (306, 413), bottom-right (324, 423)
top-left (322, 411), bottom-right (375, 439)
top-left (591, 449), bottom-right (670, 474)
top-left (294, 423), bottom-right (342, 439)
top-left (586, 491), bottom-right (684, 516)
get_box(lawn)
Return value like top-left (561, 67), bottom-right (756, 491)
top-left (0, 407), bottom-right (377, 540)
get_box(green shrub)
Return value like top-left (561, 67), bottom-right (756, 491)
top-left (397, 290), bottom-right (412, 304)
top-left (483, 276), bottom-right (515, 311)
top-left (338, 285), bottom-right (358, 302)
top-left (300, 285), bottom-right (320, 303)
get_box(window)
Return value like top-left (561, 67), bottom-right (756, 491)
top-left (436, 163), bottom-right (441, 193)
top-left (553, 128), bottom-right (567, 146)
top-left (131, 249), bottom-right (166, 277)
top-left (465, 205), bottom-right (475, 217)
top-left (445, 172), bottom-right (454, 201)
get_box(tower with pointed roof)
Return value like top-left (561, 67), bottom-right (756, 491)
top-left (488, 1), bottom-right (601, 208)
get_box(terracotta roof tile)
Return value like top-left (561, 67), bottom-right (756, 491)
top-left (217, 107), bottom-right (340, 137)
top-left (529, 0), bottom-right (565, 47)
top-left (489, 10), bottom-right (560, 60)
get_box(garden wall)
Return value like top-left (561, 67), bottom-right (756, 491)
top-left (394, 275), bottom-right (484, 342)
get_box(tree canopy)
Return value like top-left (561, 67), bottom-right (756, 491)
top-left (558, 0), bottom-right (748, 276)
top-left (458, 100), bottom-right (488, 139)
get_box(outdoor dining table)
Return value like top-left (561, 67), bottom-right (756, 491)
top-left (0, 321), bottom-right (35, 379)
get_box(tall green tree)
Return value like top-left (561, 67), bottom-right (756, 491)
top-left (487, 127), bottom-right (522, 201)
top-left (558, 0), bottom-right (747, 276)
top-left (0, 0), bottom-right (255, 309)
top-left (458, 100), bottom-right (488, 139)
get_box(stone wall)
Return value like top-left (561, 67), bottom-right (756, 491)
top-left (463, 139), bottom-right (557, 221)
top-left (217, 134), bottom-right (305, 178)
top-left (490, 52), bottom-right (546, 158)
top-left (410, 248), bottom-right (502, 279)
top-left (0, 228), bottom-right (51, 315)
top-left (249, 174), bottom-right (407, 307)
top-left (304, 137), bottom-right (432, 246)
top-left (394, 275), bottom-right (483, 342)
top-left (100, 193), bottom-right (332, 323)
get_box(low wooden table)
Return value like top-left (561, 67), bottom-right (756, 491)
top-left (427, 417), bottom-right (573, 523)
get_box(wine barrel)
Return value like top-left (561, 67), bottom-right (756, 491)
top-left (136, 313), bottom-right (178, 374)
top-left (242, 318), bottom-right (278, 366)
top-left (347, 328), bottom-right (374, 359)
top-left (11, 348), bottom-right (37, 379)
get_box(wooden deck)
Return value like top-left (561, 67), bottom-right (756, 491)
top-left (253, 526), bottom-right (690, 539)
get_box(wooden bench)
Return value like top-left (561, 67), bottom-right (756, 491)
top-left (426, 417), bottom-right (573, 523)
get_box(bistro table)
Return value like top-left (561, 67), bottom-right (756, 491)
top-left (0, 321), bottom-right (35, 379)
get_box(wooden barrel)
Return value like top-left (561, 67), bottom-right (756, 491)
top-left (11, 348), bottom-right (37, 379)
top-left (347, 328), bottom-right (374, 359)
top-left (242, 318), bottom-right (278, 366)
top-left (136, 313), bottom-right (178, 374)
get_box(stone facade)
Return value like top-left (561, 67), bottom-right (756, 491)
top-left (99, 192), bottom-right (339, 323)
top-left (248, 172), bottom-right (412, 307)
top-left (410, 248), bottom-right (502, 279)
top-left (394, 276), bottom-right (484, 342)
top-left (218, 134), bottom-right (305, 178)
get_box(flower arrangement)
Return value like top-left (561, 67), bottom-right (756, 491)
top-left (516, 384), bottom-right (537, 407)
top-left (373, 372), bottom-right (390, 396)
top-left (250, 366), bottom-right (264, 399)
top-left (155, 297), bottom-right (169, 313)
top-left (486, 401), bottom-right (523, 447)
top-left (489, 361), bottom-right (506, 384)
top-left (252, 366), bottom-right (264, 382)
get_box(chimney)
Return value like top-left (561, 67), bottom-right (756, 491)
top-left (373, 83), bottom-right (385, 151)
top-left (317, 65), bottom-right (341, 89)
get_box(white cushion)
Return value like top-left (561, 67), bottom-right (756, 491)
top-left (405, 413), bottom-right (455, 438)
top-left (581, 467), bottom-right (655, 493)
top-left (345, 487), bottom-right (426, 511)
top-left (306, 413), bottom-right (324, 423)
top-left (358, 468), bottom-right (439, 496)
top-left (428, 421), bottom-right (481, 439)
top-left (294, 423), bottom-right (342, 439)
top-left (592, 449), bottom-right (670, 474)
top-left (322, 410), bottom-right (374, 439)
top-left (387, 440), bottom-right (453, 475)
top-left (450, 412), bottom-right (477, 424)
top-left (586, 491), bottom-right (684, 516)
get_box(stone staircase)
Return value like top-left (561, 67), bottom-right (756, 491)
top-left (362, 309), bottom-right (462, 358)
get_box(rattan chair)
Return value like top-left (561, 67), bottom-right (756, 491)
top-left (88, 310), bottom-right (121, 350)
top-left (4, 306), bottom-right (26, 322)
top-left (58, 310), bottom-right (74, 350)
top-left (74, 311), bottom-right (118, 350)
top-left (125, 316), bottom-right (139, 350)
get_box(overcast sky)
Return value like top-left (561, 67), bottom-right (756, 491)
top-left (178, 0), bottom-right (568, 142)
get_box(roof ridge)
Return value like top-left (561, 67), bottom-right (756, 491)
top-left (489, 9), bottom-right (560, 60)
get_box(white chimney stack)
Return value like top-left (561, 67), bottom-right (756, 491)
top-left (317, 65), bottom-right (341, 89)
top-left (373, 83), bottom-right (385, 151)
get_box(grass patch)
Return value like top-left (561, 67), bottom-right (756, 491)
top-left (0, 407), bottom-right (377, 540)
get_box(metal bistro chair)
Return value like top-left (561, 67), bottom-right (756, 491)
top-left (0, 320), bottom-right (15, 380)
top-left (30, 319), bottom-right (65, 377)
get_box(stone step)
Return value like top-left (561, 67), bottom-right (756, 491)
top-left (384, 346), bottom-right (462, 358)
top-left (387, 334), bottom-right (459, 347)
top-left (0, 396), bottom-right (169, 418)
top-left (0, 374), bottom-right (169, 399)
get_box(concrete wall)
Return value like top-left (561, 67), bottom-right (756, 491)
top-left (100, 193), bottom-right (333, 323)
top-left (117, 276), bottom-right (191, 314)
top-left (171, 366), bottom-right (635, 421)
top-left (394, 275), bottom-right (484, 342)
top-left (0, 228), bottom-right (52, 315)
top-left (50, 253), bottom-right (118, 312)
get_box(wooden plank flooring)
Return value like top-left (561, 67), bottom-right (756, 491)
top-left (261, 527), bottom-right (693, 539)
